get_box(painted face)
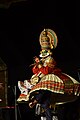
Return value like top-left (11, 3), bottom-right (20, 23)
top-left (40, 36), bottom-right (50, 50)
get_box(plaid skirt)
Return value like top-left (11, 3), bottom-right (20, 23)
top-left (29, 73), bottom-right (80, 97)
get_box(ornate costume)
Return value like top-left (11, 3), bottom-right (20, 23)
top-left (28, 29), bottom-right (80, 120)
top-left (17, 28), bottom-right (80, 120)
top-left (29, 29), bottom-right (80, 100)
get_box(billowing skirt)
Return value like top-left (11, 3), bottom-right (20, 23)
top-left (29, 73), bottom-right (80, 104)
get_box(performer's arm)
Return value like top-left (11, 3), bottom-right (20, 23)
top-left (32, 65), bottom-right (39, 74)
top-left (39, 66), bottom-right (53, 75)
top-left (32, 64), bottom-right (53, 75)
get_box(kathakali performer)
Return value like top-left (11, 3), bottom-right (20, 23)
top-left (17, 29), bottom-right (80, 120)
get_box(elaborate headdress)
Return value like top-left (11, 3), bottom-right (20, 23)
top-left (39, 28), bottom-right (58, 49)
top-left (39, 28), bottom-right (58, 57)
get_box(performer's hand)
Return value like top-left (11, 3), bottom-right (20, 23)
top-left (29, 99), bottom-right (37, 108)
top-left (33, 65), bottom-right (37, 69)
top-left (38, 64), bottom-right (42, 68)
top-left (34, 56), bottom-right (40, 63)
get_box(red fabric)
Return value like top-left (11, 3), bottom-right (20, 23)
top-left (31, 64), bottom-right (80, 96)
top-left (32, 67), bottom-right (39, 74)
top-left (31, 80), bottom-right (64, 94)
top-left (32, 64), bottom-right (72, 83)
top-left (32, 66), bottom-right (54, 75)
top-left (39, 66), bottom-right (53, 75)
top-left (52, 68), bottom-right (71, 81)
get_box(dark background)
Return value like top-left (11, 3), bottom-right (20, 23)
top-left (0, 0), bottom-right (79, 85)
top-left (0, 0), bottom-right (80, 120)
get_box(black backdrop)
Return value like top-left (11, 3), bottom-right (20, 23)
top-left (0, 1), bottom-right (80, 119)
top-left (0, 0), bottom-right (79, 85)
